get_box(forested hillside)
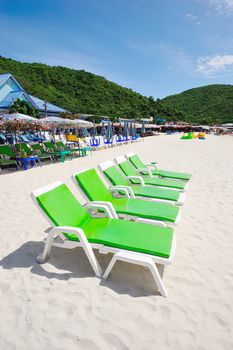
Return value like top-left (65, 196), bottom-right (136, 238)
top-left (0, 55), bottom-right (178, 120)
top-left (162, 84), bottom-right (233, 124)
top-left (1, 55), bottom-right (232, 124)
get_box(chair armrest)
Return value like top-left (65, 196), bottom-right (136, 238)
top-left (110, 186), bottom-right (135, 199)
top-left (135, 218), bottom-right (167, 227)
top-left (126, 176), bottom-right (145, 186)
top-left (136, 168), bottom-right (153, 177)
top-left (145, 162), bottom-right (157, 169)
top-left (84, 201), bottom-right (118, 218)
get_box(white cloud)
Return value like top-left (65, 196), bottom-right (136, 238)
top-left (186, 13), bottom-right (201, 25)
top-left (197, 54), bottom-right (233, 75)
top-left (206, 0), bottom-right (233, 15)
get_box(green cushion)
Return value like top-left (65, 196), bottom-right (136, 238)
top-left (103, 165), bottom-right (180, 201)
top-left (151, 169), bottom-right (191, 181)
top-left (35, 183), bottom-right (174, 258)
top-left (31, 143), bottom-right (44, 151)
top-left (0, 159), bottom-right (16, 166)
top-left (75, 169), bottom-right (179, 222)
top-left (44, 142), bottom-right (56, 150)
top-left (143, 177), bottom-right (186, 190)
top-left (111, 198), bottom-right (179, 223)
top-left (129, 154), bottom-right (191, 181)
top-left (75, 169), bottom-right (112, 202)
top-left (16, 143), bottom-right (33, 156)
top-left (119, 160), bottom-right (186, 190)
top-left (0, 145), bottom-right (16, 157)
top-left (80, 218), bottom-right (173, 258)
top-left (32, 144), bottom-right (57, 156)
top-left (131, 185), bottom-right (179, 201)
top-left (104, 165), bottom-right (129, 186)
top-left (36, 184), bottom-right (90, 227)
top-left (128, 154), bottom-right (145, 169)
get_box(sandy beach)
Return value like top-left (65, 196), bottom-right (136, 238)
top-left (0, 134), bottom-right (233, 350)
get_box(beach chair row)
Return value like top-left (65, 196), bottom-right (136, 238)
top-left (0, 141), bottom-right (92, 171)
top-left (32, 153), bottom-right (191, 297)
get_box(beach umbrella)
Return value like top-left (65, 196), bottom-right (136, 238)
top-left (112, 123), bottom-right (115, 135)
top-left (106, 121), bottom-right (113, 142)
top-left (117, 124), bottom-right (123, 135)
top-left (129, 122), bottom-right (133, 137)
top-left (71, 119), bottom-right (93, 127)
top-left (141, 121), bottom-right (146, 134)
top-left (101, 122), bottom-right (106, 137)
top-left (132, 123), bottom-right (137, 138)
top-left (80, 127), bottom-right (89, 138)
top-left (42, 116), bottom-right (74, 126)
top-left (123, 121), bottom-right (129, 139)
top-left (0, 112), bottom-right (38, 122)
top-left (90, 126), bottom-right (97, 138)
top-left (0, 113), bottom-right (42, 145)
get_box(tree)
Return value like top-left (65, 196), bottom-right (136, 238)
top-left (9, 99), bottom-right (39, 118)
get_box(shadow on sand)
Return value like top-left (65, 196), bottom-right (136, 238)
top-left (0, 241), bottom-right (161, 297)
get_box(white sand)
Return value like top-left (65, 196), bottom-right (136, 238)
top-left (0, 134), bottom-right (233, 350)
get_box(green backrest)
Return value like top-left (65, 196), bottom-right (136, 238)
top-left (103, 165), bottom-right (128, 186)
top-left (36, 183), bottom-right (90, 227)
top-left (16, 143), bottom-right (33, 156)
top-left (118, 159), bottom-right (137, 177)
top-left (44, 141), bottom-right (56, 150)
top-left (128, 154), bottom-right (145, 169)
top-left (31, 143), bottom-right (44, 152)
top-left (0, 145), bottom-right (16, 157)
top-left (75, 168), bottom-right (112, 202)
top-left (56, 141), bottom-right (65, 148)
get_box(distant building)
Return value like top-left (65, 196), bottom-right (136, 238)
top-left (0, 73), bottom-right (65, 116)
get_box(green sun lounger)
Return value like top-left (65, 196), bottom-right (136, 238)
top-left (44, 141), bottom-right (73, 162)
top-left (31, 181), bottom-right (177, 296)
top-left (99, 161), bottom-right (186, 205)
top-left (72, 168), bottom-right (181, 225)
top-left (0, 145), bottom-right (18, 171)
top-left (126, 152), bottom-right (191, 181)
top-left (15, 143), bottom-right (52, 161)
top-left (56, 141), bottom-right (90, 157)
top-left (115, 156), bottom-right (188, 191)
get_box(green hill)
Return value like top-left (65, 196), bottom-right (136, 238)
top-left (162, 84), bottom-right (233, 124)
top-left (0, 55), bottom-right (172, 121)
top-left (1, 55), bottom-right (232, 124)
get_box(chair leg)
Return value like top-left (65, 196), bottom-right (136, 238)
top-left (103, 251), bottom-right (168, 297)
top-left (37, 231), bottom-right (55, 264)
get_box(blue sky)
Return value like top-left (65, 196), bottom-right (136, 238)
top-left (0, 0), bottom-right (233, 98)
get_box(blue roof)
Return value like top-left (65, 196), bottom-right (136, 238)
top-left (0, 73), bottom-right (12, 86)
top-left (0, 91), bottom-right (24, 107)
top-left (0, 73), bottom-right (65, 113)
top-left (29, 95), bottom-right (65, 112)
